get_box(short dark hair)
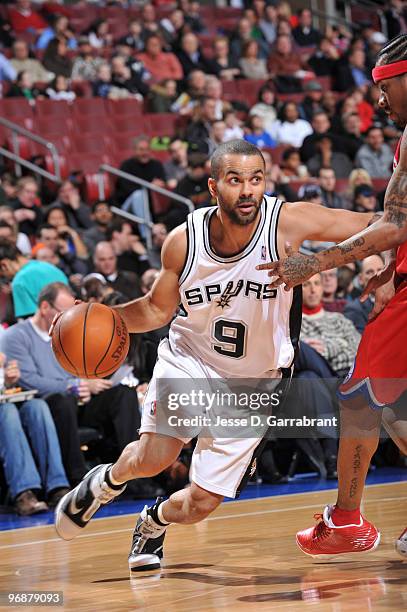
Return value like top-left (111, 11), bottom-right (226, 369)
top-left (376, 33), bottom-right (407, 65)
top-left (105, 218), bottom-right (133, 241)
top-left (188, 152), bottom-right (208, 169)
top-left (210, 139), bottom-right (265, 180)
top-left (282, 147), bottom-right (299, 162)
top-left (37, 223), bottom-right (58, 238)
top-left (366, 125), bottom-right (383, 136)
top-left (0, 237), bottom-right (20, 261)
top-left (92, 200), bottom-right (110, 213)
top-left (37, 281), bottom-right (73, 307)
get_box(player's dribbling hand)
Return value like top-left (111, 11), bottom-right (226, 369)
top-left (256, 242), bottom-right (320, 290)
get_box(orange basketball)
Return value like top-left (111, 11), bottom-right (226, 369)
top-left (51, 302), bottom-right (130, 379)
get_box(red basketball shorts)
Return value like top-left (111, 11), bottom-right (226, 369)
top-left (339, 281), bottom-right (407, 409)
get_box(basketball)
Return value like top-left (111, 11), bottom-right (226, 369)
top-left (51, 302), bottom-right (130, 379)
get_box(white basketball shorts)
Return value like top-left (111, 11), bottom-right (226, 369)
top-left (140, 338), bottom-right (282, 498)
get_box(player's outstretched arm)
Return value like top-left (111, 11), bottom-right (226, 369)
top-left (113, 225), bottom-right (186, 333)
top-left (257, 125), bottom-right (407, 288)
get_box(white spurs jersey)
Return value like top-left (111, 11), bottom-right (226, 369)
top-left (168, 195), bottom-right (302, 378)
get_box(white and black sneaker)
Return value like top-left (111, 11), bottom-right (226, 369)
top-left (128, 498), bottom-right (168, 572)
top-left (55, 464), bottom-right (126, 541)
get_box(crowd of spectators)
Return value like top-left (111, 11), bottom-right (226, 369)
top-left (0, 0), bottom-right (407, 515)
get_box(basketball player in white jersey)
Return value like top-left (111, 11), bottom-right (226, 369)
top-left (55, 140), bottom-right (377, 571)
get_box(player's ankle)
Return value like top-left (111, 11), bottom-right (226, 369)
top-left (151, 499), bottom-right (171, 527)
top-left (331, 505), bottom-right (361, 526)
top-left (105, 466), bottom-right (126, 491)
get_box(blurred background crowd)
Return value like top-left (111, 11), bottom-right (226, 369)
top-left (0, 0), bottom-right (406, 516)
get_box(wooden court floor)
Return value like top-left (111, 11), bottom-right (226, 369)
top-left (0, 482), bottom-right (406, 612)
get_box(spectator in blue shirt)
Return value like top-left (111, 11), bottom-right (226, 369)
top-left (36, 15), bottom-right (77, 51)
top-left (0, 52), bottom-right (17, 81)
top-left (244, 115), bottom-right (277, 149)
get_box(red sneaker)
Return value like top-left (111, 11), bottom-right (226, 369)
top-left (395, 527), bottom-right (407, 558)
top-left (296, 504), bottom-right (381, 558)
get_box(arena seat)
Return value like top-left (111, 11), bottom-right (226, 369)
top-left (72, 98), bottom-right (107, 117)
top-left (150, 191), bottom-right (172, 216)
top-left (33, 116), bottom-right (73, 136)
top-left (0, 99), bottom-right (34, 130)
top-left (71, 134), bottom-right (113, 154)
top-left (110, 116), bottom-right (140, 133)
top-left (106, 99), bottom-right (144, 118)
top-left (112, 133), bottom-right (139, 152)
top-left (29, 135), bottom-right (71, 157)
top-left (72, 115), bottom-right (113, 136)
top-left (5, 134), bottom-right (31, 160)
top-left (44, 152), bottom-right (69, 181)
top-left (68, 153), bottom-right (112, 174)
top-left (35, 99), bottom-right (72, 118)
top-left (84, 172), bottom-right (112, 203)
top-left (143, 113), bottom-right (179, 137)
top-left (238, 79), bottom-right (267, 105)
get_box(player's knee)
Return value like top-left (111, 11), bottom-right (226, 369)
top-left (185, 485), bottom-right (223, 523)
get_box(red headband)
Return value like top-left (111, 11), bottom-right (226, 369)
top-left (372, 60), bottom-right (407, 83)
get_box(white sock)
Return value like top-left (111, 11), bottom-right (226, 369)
top-left (107, 467), bottom-right (124, 487)
top-left (157, 501), bottom-right (170, 525)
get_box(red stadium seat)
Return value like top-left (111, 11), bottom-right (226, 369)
top-left (0, 99), bottom-right (34, 130)
top-left (5, 134), bottom-right (31, 160)
top-left (106, 99), bottom-right (144, 118)
top-left (68, 153), bottom-right (113, 174)
top-left (238, 79), bottom-right (267, 105)
top-left (112, 133), bottom-right (138, 152)
top-left (72, 115), bottom-right (113, 136)
top-left (33, 116), bottom-right (73, 135)
top-left (44, 153), bottom-right (69, 180)
top-left (110, 116), bottom-right (140, 134)
top-left (71, 134), bottom-right (113, 154)
top-left (143, 113), bottom-right (178, 137)
top-left (72, 98), bottom-right (107, 117)
top-left (84, 172), bottom-right (112, 203)
top-left (35, 99), bottom-right (72, 118)
top-left (150, 191), bottom-right (171, 216)
top-left (71, 80), bottom-right (93, 98)
top-left (29, 134), bottom-right (71, 156)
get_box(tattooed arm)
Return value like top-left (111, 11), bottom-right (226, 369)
top-left (257, 125), bottom-right (407, 288)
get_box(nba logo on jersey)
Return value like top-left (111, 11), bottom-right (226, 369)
top-left (150, 401), bottom-right (157, 416)
top-left (261, 245), bottom-right (267, 260)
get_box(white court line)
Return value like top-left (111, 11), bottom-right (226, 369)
top-left (1, 478), bottom-right (405, 536)
top-left (1, 495), bottom-right (406, 551)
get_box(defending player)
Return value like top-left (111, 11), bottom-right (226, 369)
top-left (54, 139), bottom-right (377, 571)
top-left (257, 34), bottom-right (407, 558)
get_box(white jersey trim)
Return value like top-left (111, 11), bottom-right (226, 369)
top-left (179, 213), bottom-right (197, 286)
